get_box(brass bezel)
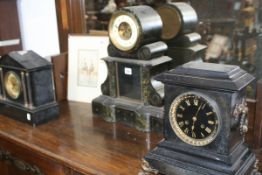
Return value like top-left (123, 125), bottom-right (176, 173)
top-left (169, 92), bottom-right (221, 146)
top-left (4, 71), bottom-right (22, 100)
top-left (108, 11), bottom-right (141, 52)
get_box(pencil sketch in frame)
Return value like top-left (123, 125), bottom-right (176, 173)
top-left (68, 35), bottom-right (109, 103)
top-left (77, 49), bottom-right (99, 87)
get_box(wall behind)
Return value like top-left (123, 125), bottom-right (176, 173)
top-left (17, 0), bottom-right (60, 58)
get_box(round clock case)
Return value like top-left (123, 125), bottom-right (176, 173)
top-left (108, 5), bottom-right (162, 52)
top-left (157, 2), bottom-right (198, 40)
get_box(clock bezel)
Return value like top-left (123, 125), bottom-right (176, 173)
top-left (4, 71), bottom-right (22, 100)
top-left (108, 11), bottom-right (141, 52)
top-left (169, 92), bottom-right (221, 146)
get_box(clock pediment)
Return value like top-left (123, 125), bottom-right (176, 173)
top-left (155, 61), bottom-right (255, 91)
top-left (0, 51), bottom-right (51, 71)
top-left (0, 55), bottom-right (23, 69)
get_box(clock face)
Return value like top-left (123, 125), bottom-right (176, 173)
top-left (118, 22), bottom-right (132, 40)
top-left (169, 92), bottom-right (220, 146)
top-left (4, 71), bottom-right (22, 100)
top-left (109, 12), bottom-right (140, 51)
top-left (157, 6), bottom-right (182, 40)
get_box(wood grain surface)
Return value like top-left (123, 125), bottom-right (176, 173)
top-left (0, 101), bottom-right (163, 175)
top-left (0, 101), bottom-right (260, 174)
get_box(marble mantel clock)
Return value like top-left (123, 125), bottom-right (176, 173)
top-left (92, 5), bottom-right (171, 132)
top-left (143, 61), bottom-right (260, 175)
top-left (0, 51), bottom-right (59, 126)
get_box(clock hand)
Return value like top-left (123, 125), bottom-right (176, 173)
top-left (192, 103), bottom-right (202, 131)
top-left (191, 116), bottom-right (197, 131)
top-left (195, 103), bottom-right (203, 118)
top-left (192, 121), bottom-right (195, 131)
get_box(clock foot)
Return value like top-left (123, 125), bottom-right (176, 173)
top-left (139, 159), bottom-right (159, 175)
top-left (250, 159), bottom-right (261, 175)
top-left (251, 169), bottom-right (261, 175)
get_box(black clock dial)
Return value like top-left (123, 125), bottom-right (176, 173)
top-left (169, 92), bottom-right (220, 146)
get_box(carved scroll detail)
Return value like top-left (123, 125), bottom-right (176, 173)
top-left (0, 148), bottom-right (44, 175)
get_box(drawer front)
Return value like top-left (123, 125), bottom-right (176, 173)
top-left (0, 139), bottom-right (68, 175)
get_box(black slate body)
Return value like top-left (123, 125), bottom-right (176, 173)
top-left (92, 56), bottom-right (171, 132)
top-left (144, 62), bottom-right (259, 175)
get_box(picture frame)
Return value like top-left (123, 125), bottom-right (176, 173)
top-left (68, 35), bottom-right (109, 103)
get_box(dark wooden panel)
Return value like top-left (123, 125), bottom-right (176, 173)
top-left (0, 45), bottom-right (22, 56)
top-left (51, 52), bottom-right (68, 102)
top-left (254, 79), bottom-right (262, 149)
top-left (0, 160), bottom-right (9, 175)
top-left (55, 0), bottom-right (86, 52)
top-left (247, 99), bottom-right (256, 146)
top-left (55, 0), bottom-right (70, 53)
top-left (0, 0), bottom-right (20, 40)
top-left (0, 139), bottom-right (66, 175)
top-left (68, 0), bottom-right (86, 33)
top-left (257, 150), bottom-right (262, 174)
top-left (0, 0), bottom-right (22, 55)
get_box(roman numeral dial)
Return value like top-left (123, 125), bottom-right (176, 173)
top-left (169, 92), bottom-right (220, 146)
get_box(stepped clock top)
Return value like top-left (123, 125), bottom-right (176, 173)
top-left (155, 61), bottom-right (255, 91)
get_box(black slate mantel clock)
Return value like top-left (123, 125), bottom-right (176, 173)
top-left (0, 51), bottom-right (59, 126)
top-left (92, 5), bottom-right (171, 132)
top-left (143, 61), bottom-right (260, 175)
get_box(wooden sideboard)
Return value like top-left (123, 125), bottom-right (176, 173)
top-left (0, 101), bottom-right (261, 174)
top-left (0, 101), bottom-right (163, 175)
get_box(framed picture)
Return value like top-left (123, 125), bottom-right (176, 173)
top-left (68, 35), bottom-right (109, 103)
top-left (205, 34), bottom-right (229, 61)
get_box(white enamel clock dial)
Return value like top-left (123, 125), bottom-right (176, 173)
top-left (109, 13), bottom-right (140, 51)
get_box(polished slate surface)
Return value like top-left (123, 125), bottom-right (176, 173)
top-left (0, 101), bottom-right (163, 174)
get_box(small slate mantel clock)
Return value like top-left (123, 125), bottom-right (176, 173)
top-left (0, 51), bottom-right (59, 126)
top-left (144, 62), bottom-right (260, 175)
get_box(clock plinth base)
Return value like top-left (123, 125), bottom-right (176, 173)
top-left (0, 100), bottom-right (59, 126)
top-left (144, 140), bottom-right (258, 175)
top-left (92, 95), bottom-right (163, 132)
